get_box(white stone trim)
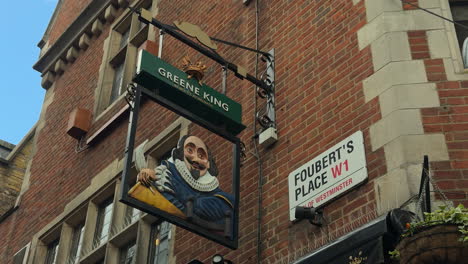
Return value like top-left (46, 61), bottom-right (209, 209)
top-left (427, 29), bottom-right (451, 59)
top-left (419, 0), bottom-right (441, 9)
top-left (444, 57), bottom-right (468, 81)
top-left (379, 83), bottom-right (440, 117)
top-left (365, 0), bottom-right (402, 23)
top-left (371, 32), bottom-right (412, 71)
top-left (369, 109), bottom-right (424, 151)
top-left (359, 0), bottom-right (451, 215)
top-left (384, 134), bottom-right (449, 171)
top-left (441, 14), bottom-right (466, 74)
top-left (17, 86), bottom-right (56, 202)
top-left (363, 60), bottom-right (428, 102)
top-left (374, 164), bottom-right (423, 215)
top-left (358, 9), bottom-right (444, 50)
top-left (374, 168), bottom-right (412, 214)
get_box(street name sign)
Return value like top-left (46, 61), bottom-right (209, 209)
top-left (288, 131), bottom-right (368, 221)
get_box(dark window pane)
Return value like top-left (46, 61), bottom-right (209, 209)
top-left (45, 239), bottom-right (60, 264)
top-left (125, 206), bottom-right (140, 226)
top-left (68, 223), bottom-right (84, 264)
top-left (13, 246), bottom-right (28, 264)
top-left (148, 222), bottom-right (170, 264)
top-left (110, 63), bottom-right (125, 103)
top-left (94, 199), bottom-right (114, 248)
top-left (120, 241), bottom-right (136, 264)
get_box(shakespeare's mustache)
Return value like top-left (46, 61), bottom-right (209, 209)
top-left (186, 157), bottom-right (207, 170)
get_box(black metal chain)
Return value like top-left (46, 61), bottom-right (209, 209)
top-left (400, 0), bottom-right (468, 31)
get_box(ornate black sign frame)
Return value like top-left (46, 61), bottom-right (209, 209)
top-left (119, 84), bottom-right (240, 249)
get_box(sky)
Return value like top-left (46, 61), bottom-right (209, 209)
top-left (0, 0), bottom-right (58, 145)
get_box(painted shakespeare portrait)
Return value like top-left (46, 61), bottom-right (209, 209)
top-left (129, 135), bottom-right (234, 230)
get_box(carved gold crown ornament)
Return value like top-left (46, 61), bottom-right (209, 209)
top-left (181, 56), bottom-right (207, 85)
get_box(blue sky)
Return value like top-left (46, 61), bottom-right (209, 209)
top-left (0, 0), bottom-right (58, 145)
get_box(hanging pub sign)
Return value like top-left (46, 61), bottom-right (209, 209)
top-left (288, 131), bottom-right (368, 221)
top-left (119, 49), bottom-right (244, 250)
top-left (128, 134), bottom-right (236, 244)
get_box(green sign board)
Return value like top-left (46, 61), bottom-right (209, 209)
top-left (134, 50), bottom-right (246, 135)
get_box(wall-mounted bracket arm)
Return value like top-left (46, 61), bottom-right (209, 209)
top-left (129, 6), bottom-right (272, 93)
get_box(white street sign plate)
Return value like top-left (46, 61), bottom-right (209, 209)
top-left (288, 131), bottom-right (367, 221)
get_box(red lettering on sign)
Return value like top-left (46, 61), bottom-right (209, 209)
top-left (315, 177), bottom-right (354, 203)
top-left (331, 159), bottom-right (349, 178)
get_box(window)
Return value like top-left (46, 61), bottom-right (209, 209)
top-left (13, 243), bottom-right (30, 264)
top-left (148, 222), bottom-right (171, 264)
top-left (45, 239), bottom-right (60, 264)
top-left (67, 223), bottom-right (84, 264)
top-left (125, 206), bottom-right (141, 226)
top-left (94, 198), bottom-right (114, 248)
top-left (110, 62), bottom-right (125, 103)
top-left (120, 240), bottom-right (137, 264)
top-left (450, 1), bottom-right (468, 67)
top-left (97, 0), bottom-right (152, 113)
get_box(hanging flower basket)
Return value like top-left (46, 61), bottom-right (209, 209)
top-left (391, 204), bottom-right (468, 264)
top-left (396, 224), bottom-right (468, 264)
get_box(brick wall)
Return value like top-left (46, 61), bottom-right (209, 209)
top-left (153, 0), bottom-right (380, 263)
top-left (0, 137), bottom-right (33, 261)
top-left (402, 26), bottom-right (468, 207)
top-left (47, 0), bottom-right (93, 46)
top-left (6, 0), bottom-right (468, 263)
top-left (0, 138), bottom-right (33, 216)
top-left (419, 65), bottom-right (468, 207)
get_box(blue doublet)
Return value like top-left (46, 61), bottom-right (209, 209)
top-left (158, 160), bottom-right (234, 225)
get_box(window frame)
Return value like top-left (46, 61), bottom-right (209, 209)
top-left (119, 240), bottom-right (137, 264)
top-left (35, 224), bottom-right (63, 264)
top-left (442, 0), bottom-right (468, 76)
top-left (125, 206), bottom-right (141, 226)
top-left (93, 197), bottom-right (114, 249)
top-left (44, 239), bottom-right (60, 264)
top-left (449, 1), bottom-right (468, 69)
top-left (95, 0), bottom-right (152, 116)
top-left (67, 222), bottom-right (85, 264)
top-left (148, 221), bottom-right (171, 264)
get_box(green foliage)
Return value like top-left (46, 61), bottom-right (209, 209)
top-left (403, 204), bottom-right (468, 242)
top-left (388, 249), bottom-right (400, 260)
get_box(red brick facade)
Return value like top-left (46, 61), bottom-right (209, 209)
top-left (1, 0), bottom-right (467, 263)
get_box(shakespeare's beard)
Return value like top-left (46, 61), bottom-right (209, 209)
top-left (189, 168), bottom-right (201, 180)
top-left (184, 157), bottom-right (207, 180)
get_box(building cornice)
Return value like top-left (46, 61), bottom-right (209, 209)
top-left (0, 139), bottom-right (15, 151)
top-left (33, 1), bottom-right (113, 74)
top-left (38, 0), bottom-right (63, 51)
